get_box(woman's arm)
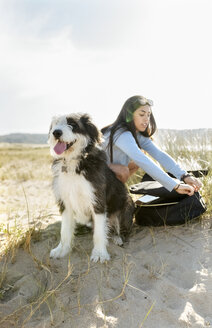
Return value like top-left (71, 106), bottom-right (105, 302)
top-left (138, 135), bottom-right (202, 191)
top-left (114, 131), bottom-right (179, 191)
top-left (138, 135), bottom-right (186, 179)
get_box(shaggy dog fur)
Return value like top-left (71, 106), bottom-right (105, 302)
top-left (48, 113), bottom-right (134, 262)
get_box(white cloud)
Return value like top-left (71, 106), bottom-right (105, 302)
top-left (0, 0), bottom-right (211, 134)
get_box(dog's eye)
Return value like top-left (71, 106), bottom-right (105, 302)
top-left (67, 118), bottom-right (78, 129)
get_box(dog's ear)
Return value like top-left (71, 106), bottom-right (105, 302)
top-left (79, 114), bottom-right (102, 144)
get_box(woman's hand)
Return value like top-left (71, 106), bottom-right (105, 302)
top-left (175, 183), bottom-right (195, 196)
top-left (183, 176), bottom-right (202, 192)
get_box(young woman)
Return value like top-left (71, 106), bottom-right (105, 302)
top-left (101, 95), bottom-right (202, 196)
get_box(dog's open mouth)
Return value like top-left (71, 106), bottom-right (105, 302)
top-left (54, 140), bottom-right (76, 155)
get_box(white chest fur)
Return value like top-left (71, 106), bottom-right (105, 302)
top-left (54, 168), bottom-right (96, 224)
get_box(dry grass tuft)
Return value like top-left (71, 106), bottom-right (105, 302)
top-left (0, 133), bottom-right (211, 327)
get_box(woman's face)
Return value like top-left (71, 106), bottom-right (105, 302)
top-left (133, 105), bottom-right (151, 132)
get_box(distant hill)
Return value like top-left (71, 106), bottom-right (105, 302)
top-left (0, 133), bottom-right (48, 144)
top-left (0, 129), bottom-right (211, 144)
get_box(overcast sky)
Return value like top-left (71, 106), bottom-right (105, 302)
top-left (0, 0), bottom-right (211, 134)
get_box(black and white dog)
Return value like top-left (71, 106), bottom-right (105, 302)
top-left (48, 113), bottom-right (134, 262)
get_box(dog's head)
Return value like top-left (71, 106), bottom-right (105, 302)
top-left (48, 113), bottom-right (102, 158)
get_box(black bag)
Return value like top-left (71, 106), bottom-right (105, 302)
top-left (130, 173), bottom-right (207, 226)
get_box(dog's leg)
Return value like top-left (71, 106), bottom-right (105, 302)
top-left (50, 209), bottom-right (75, 259)
top-left (109, 214), bottom-right (123, 246)
top-left (90, 213), bottom-right (110, 263)
top-left (111, 235), bottom-right (123, 246)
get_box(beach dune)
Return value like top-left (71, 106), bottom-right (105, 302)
top-left (0, 216), bottom-right (212, 328)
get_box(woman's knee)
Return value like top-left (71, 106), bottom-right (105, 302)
top-left (109, 164), bottom-right (130, 183)
top-left (118, 166), bottom-right (130, 183)
top-left (128, 161), bottom-right (139, 175)
top-left (115, 166), bottom-right (130, 183)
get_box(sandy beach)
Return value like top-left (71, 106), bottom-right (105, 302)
top-left (0, 143), bottom-right (211, 327)
top-left (0, 178), bottom-right (211, 328)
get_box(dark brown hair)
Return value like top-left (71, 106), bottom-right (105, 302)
top-left (101, 95), bottom-right (157, 162)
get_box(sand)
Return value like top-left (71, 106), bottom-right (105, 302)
top-left (0, 180), bottom-right (212, 328)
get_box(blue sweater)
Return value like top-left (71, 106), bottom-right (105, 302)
top-left (102, 130), bottom-right (186, 191)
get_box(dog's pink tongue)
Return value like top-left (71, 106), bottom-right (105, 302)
top-left (54, 142), bottom-right (66, 155)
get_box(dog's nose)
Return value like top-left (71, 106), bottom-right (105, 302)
top-left (53, 129), bottom-right (63, 139)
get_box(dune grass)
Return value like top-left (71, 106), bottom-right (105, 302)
top-left (0, 133), bottom-right (211, 327)
top-left (0, 143), bottom-right (52, 181)
top-left (0, 135), bottom-right (211, 254)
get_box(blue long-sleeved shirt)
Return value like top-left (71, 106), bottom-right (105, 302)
top-left (102, 130), bottom-right (186, 191)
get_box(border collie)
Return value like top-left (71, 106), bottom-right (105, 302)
top-left (48, 113), bottom-right (134, 263)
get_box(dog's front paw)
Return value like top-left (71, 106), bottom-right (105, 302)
top-left (50, 242), bottom-right (70, 259)
top-left (90, 248), bottom-right (110, 263)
